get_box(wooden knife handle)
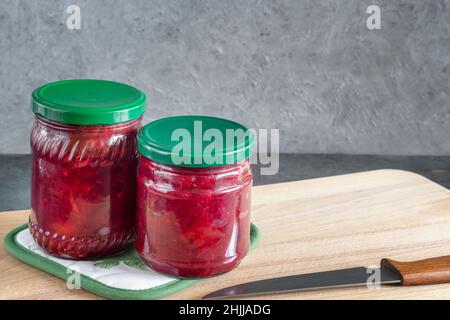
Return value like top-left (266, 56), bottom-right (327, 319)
top-left (381, 256), bottom-right (450, 286)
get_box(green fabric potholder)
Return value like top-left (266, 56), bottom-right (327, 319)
top-left (4, 223), bottom-right (260, 300)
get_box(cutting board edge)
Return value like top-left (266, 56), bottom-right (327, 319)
top-left (252, 169), bottom-right (450, 192)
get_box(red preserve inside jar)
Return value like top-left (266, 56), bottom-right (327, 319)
top-left (136, 116), bottom-right (254, 277)
top-left (29, 79), bottom-right (146, 259)
top-left (136, 157), bottom-right (252, 277)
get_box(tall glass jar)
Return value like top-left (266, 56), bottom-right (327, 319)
top-left (29, 79), bottom-right (146, 259)
top-left (136, 116), bottom-right (254, 277)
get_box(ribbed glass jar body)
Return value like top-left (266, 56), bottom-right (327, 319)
top-left (29, 116), bottom-right (141, 259)
top-left (136, 157), bottom-right (252, 278)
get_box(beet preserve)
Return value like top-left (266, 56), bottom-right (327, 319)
top-left (30, 79), bottom-right (146, 259)
top-left (136, 116), bottom-right (254, 277)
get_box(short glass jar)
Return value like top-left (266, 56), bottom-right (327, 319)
top-left (136, 116), bottom-right (254, 277)
top-left (29, 79), bottom-right (146, 259)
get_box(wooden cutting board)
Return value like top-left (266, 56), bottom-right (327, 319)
top-left (1, 169), bottom-right (450, 300)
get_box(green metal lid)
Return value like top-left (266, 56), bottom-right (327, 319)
top-left (32, 79), bottom-right (146, 125)
top-left (137, 116), bottom-right (255, 167)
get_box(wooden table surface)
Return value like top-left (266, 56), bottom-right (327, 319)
top-left (2, 169), bottom-right (450, 300)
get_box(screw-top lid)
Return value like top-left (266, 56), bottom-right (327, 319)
top-left (137, 115), bottom-right (255, 168)
top-left (32, 79), bottom-right (146, 125)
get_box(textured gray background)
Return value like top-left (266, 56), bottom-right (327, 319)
top-left (0, 0), bottom-right (449, 155)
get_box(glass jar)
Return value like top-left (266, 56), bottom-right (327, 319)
top-left (29, 79), bottom-right (146, 259)
top-left (136, 116), bottom-right (254, 277)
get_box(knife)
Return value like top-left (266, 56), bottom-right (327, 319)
top-left (203, 255), bottom-right (450, 299)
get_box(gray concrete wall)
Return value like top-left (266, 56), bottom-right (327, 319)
top-left (0, 0), bottom-right (449, 155)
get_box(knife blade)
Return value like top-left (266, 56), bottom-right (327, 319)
top-left (203, 255), bottom-right (450, 299)
top-left (203, 267), bottom-right (399, 299)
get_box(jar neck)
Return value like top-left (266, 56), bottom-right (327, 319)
top-left (139, 157), bottom-right (252, 194)
top-left (142, 157), bottom-right (251, 175)
top-left (34, 115), bottom-right (141, 134)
